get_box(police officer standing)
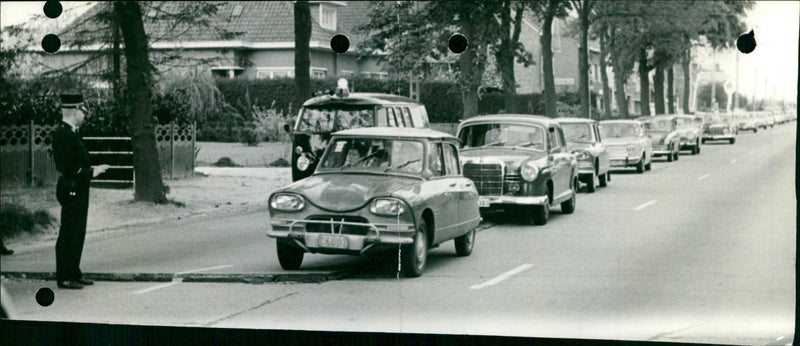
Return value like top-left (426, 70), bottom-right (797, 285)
top-left (52, 92), bottom-right (108, 289)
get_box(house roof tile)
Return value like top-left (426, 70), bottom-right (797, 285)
top-left (61, 1), bottom-right (375, 49)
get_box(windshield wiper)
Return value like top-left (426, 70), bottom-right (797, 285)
top-left (387, 159), bottom-right (421, 172)
top-left (344, 151), bottom-right (382, 169)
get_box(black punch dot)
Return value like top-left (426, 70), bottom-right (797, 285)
top-left (42, 34), bottom-right (61, 53)
top-left (737, 29), bottom-right (756, 54)
top-left (36, 287), bottom-right (55, 307)
top-left (449, 34), bottom-right (468, 54)
top-left (330, 34), bottom-right (349, 54)
top-left (43, 1), bottom-right (63, 19)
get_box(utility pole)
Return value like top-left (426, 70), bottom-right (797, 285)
top-left (752, 69), bottom-right (757, 111)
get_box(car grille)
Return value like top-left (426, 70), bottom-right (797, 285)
top-left (464, 163), bottom-right (504, 196)
top-left (706, 127), bottom-right (725, 135)
top-left (606, 145), bottom-right (627, 157)
top-left (306, 215), bottom-right (371, 236)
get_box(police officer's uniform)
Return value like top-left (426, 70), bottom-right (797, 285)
top-left (52, 92), bottom-right (95, 289)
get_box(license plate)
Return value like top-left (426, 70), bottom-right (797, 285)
top-left (478, 198), bottom-right (491, 208)
top-left (318, 234), bottom-right (348, 249)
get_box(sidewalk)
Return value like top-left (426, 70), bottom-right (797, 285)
top-left (1, 167), bottom-right (292, 251)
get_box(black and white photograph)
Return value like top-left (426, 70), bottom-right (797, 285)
top-left (1, 1), bottom-right (796, 344)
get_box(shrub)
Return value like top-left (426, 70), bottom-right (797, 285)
top-left (269, 158), bottom-right (290, 167)
top-left (0, 203), bottom-right (54, 239)
top-left (213, 157), bottom-right (239, 167)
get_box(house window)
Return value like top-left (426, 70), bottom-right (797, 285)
top-left (311, 67), bottom-right (327, 79)
top-left (256, 68), bottom-right (294, 79)
top-left (320, 5), bottom-right (336, 31)
top-left (340, 70), bottom-right (354, 77)
top-left (232, 5), bottom-right (243, 17)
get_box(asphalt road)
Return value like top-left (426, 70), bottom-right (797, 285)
top-left (2, 123), bottom-right (795, 344)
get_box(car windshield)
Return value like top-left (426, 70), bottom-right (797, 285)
top-left (458, 123), bottom-right (546, 151)
top-left (642, 119), bottom-right (674, 132)
top-left (599, 123), bottom-right (641, 138)
top-left (296, 107), bottom-right (374, 133)
top-left (318, 138), bottom-right (424, 174)
top-left (561, 123), bottom-right (595, 143)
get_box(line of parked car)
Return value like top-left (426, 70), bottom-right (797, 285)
top-left (266, 79), bottom-right (796, 277)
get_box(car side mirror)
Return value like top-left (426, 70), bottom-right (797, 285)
top-left (283, 124), bottom-right (292, 134)
top-left (547, 155), bottom-right (554, 162)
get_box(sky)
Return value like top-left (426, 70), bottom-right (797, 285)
top-left (1, 1), bottom-right (798, 103)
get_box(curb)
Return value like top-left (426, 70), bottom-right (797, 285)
top-left (1, 269), bottom-right (356, 284)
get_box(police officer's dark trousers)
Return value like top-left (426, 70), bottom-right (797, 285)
top-left (55, 176), bottom-right (90, 282)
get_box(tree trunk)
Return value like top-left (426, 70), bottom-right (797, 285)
top-left (578, 9), bottom-right (590, 118)
top-left (638, 48), bottom-right (650, 116)
top-left (667, 65), bottom-right (675, 114)
top-left (653, 66), bottom-right (665, 114)
top-left (599, 30), bottom-right (612, 118)
top-left (294, 0), bottom-right (311, 108)
top-left (498, 1), bottom-right (515, 113)
top-left (114, 2), bottom-right (165, 203)
top-left (610, 43), bottom-right (628, 118)
top-left (541, 10), bottom-right (557, 117)
top-left (458, 9), bottom-right (483, 119)
top-left (681, 49), bottom-right (691, 114)
top-left (112, 13), bottom-right (122, 102)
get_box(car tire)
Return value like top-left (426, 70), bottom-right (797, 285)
top-left (667, 151), bottom-right (674, 162)
top-left (599, 172), bottom-right (608, 187)
top-left (276, 241), bottom-right (304, 270)
top-left (696, 142), bottom-right (701, 154)
top-left (586, 172), bottom-right (597, 193)
top-left (636, 155), bottom-right (645, 173)
top-left (561, 182), bottom-right (576, 214)
top-left (645, 161), bottom-right (652, 171)
top-left (701, 138), bottom-right (706, 144)
top-left (729, 138), bottom-right (736, 144)
top-left (753, 128), bottom-right (757, 133)
top-left (531, 203), bottom-right (549, 226)
top-left (401, 220), bottom-right (428, 277)
top-left (674, 151), bottom-right (679, 161)
top-left (454, 227), bottom-right (475, 257)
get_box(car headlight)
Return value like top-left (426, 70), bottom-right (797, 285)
top-left (626, 144), bottom-right (636, 156)
top-left (520, 162), bottom-right (539, 182)
top-left (574, 151), bottom-right (591, 161)
top-left (270, 193), bottom-right (305, 212)
top-left (688, 132), bottom-right (696, 139)
top-left (297, 154), bottom-right (311, 171)
top-left (370, 198), bottom-right (406, 216)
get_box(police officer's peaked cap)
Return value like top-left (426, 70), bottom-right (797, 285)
top-left (59, 92), bottom-right (84, 107)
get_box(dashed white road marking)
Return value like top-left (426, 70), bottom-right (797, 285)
top-left (634, 200), bottom-right (657, 211)
top-left (470, 264), bottom-right (533, 290)
top-left (729, 159), bottom-right (737, 164)
top-left (175, 265), bottom-right (233, 275)
top-left (698, 174), bottom-right (709, 181)
top-left (133, 278), bottom-right (183, 295)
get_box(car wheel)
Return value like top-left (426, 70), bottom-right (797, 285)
top-left (586, 172), bottom-right (597, 193)
top-left (599, 172), bottom-right (608, 187)
top-left (696, 142), bottom-right (701, 154)
top-left (674, 151), bottom-right (679, 161)
top-left (401, 220), bottom-right (428, 277)
top-left (531, 202), bottom-right (549, 226)
top-left (561, 181), bottom-right (576, 214)
top-left (753, 128), bottom-right (757, 133)
top-left (636, 155), bottom-right (645, 173)
top-left (645, 161), bottom-right (652, 171)
top-left (276, 241), bottom-right (304, 270)
top-left (454, 227), bottom-right (475, 257)
top-left (667, 151), bottom-right (674, 162)
top-left (701, 138), bottom-right (706, 144)
top-left (729, 138), bottom-right (736, 144)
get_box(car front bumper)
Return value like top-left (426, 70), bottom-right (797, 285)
top-left (268, 218), bottom-right (416, 254)
top-left (609, 156), bottom-right (641, 168)
top-left (478, 194), bottom-right (549, 208)
top-left (703, 134), bottom-right (735, 141)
